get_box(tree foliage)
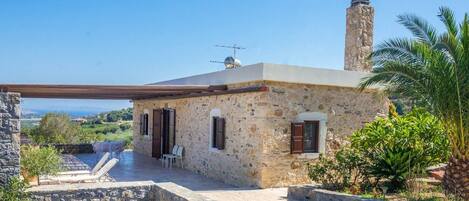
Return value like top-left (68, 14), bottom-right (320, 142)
top-left (359, 6), bottom-right (469, 162)
top-left (28, 113), bottom-right (99, 144)
top-left (358, 7), bottom-right (469, 197)
top-left (309, 109), bottom-right (450, 192)
top-left (0, 177), bottom-right (30, 201)
top-left (20, 145), bottom-right (62, 178)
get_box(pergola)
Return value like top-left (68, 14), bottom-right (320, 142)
top-left (0, 84), bottom-right (267, 100)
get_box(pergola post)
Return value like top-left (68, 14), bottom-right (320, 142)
top-left (0, 92), bottom-right (21, 186)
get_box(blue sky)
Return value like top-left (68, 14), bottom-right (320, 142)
top-left (0, 0), bottom-right (467, 114)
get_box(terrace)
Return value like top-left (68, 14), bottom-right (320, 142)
top-left (30, 150), bottom-right (287, 201)
top-left (0, 84), bottom-right (282, 200)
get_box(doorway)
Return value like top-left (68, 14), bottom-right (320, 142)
top-left (152, 108), bottom-right (176, 158)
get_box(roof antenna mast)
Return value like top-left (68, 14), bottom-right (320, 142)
top-left (210, 44), bottom-right (245, 69)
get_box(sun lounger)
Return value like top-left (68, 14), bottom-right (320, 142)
top-left (44, 158), bottom-right (119, 183)
top-left (56, 152), bottom-right (110, 176)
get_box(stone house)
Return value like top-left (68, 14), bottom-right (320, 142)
top-left (0, 0), bottom-right (386, 190)
top-left (132, 0), bottom-right (386, 188)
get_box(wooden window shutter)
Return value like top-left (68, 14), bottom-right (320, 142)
top-left (291, 122), bottom-right (304, 154)
top-left (215, 117), bottom-right (225, 150)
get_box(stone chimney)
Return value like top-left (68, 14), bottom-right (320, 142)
top-left (344, 0), bottom-right (374, 72)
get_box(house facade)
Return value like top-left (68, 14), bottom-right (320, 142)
top-left (132, 0), bottom-right (384, 188)
top-left (132, 63), bottom-right (388, 188)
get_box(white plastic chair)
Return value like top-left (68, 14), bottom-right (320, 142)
top-left (166, 145), bottom-right (184, 168)
top-left (162, 145), bottom-right (179, 168)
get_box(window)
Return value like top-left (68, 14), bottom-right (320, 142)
top-left (291, 121), bottom-right (319, 153)
top-left (291, 112), bottom-right (326, 155)
top-left (212, 117), bottom-right (225, 150)
top-left (140, 113), bottom-right (149, 135)
top-left (303, 121), bottom-right (319, 153)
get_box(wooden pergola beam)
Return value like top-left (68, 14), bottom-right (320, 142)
top-left (0, 84), bottom-right (227, 99)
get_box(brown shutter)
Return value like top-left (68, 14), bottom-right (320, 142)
top-left (215, 117), bottom-right (225, 150)
top-left (291, 123), bottom-right (304, 154)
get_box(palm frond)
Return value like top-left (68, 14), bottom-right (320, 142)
top-left (438, 7), bottom-right (458, 36)
top-left (398, 14), bottom-right (438, 45)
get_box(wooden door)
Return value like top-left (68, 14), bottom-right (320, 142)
top-left (152, 109), bottom-right (163, 158)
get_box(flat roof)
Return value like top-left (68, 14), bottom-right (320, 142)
top-left (151, 63), bottom-right (373, 89)
top-left (0, 84), bottom-right (228, 99)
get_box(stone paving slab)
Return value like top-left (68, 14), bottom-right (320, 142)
top-left (76, 151), bottom-right (288, 201)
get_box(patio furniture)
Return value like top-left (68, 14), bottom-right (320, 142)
top-left (162, 145), bottom-right (179, 167)
top-left (165, 145), bottom-right (184, 168)
top-left (44, 158), bottom-right (119, 184)
top-left (56, 152), bottom-right (110, 176)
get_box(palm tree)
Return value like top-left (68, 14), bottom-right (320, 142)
top-left (359, 7), bottom-right (469, 199)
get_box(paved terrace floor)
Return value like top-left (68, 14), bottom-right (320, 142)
top-left (76, 151), bottom-right (287, 201)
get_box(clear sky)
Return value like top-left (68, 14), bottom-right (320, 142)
top-left (0, 0), bottom-right (467, 114)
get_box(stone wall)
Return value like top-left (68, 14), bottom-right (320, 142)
top-left (258, 81), bottom-right (388, 187)
top-left (133, 81), bottom-right (387, 188)
top-left (0, 92), bottom-right (21, 186)
top-left (288, 184), bottom-right (380, 201)
top-left (28, 181), bottom-right (213, 201)
top-left (344, 3), bottom-right (374, 72)
top-left (43, 144), bottom-right (95, 154)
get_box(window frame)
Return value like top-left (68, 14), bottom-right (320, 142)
top-left (209, 108), bottom-right (223, 152)
top-left (291, 112), bottom-right (327, 159)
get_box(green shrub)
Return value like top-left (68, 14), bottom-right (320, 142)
top-left (350, 108), bottom-right (450, 191)
top-left (368, 146), bottom-right (417, 191)
top-left (308, 147), bottom-right (369, 191)
top-left (20, 145), bottom-right (62, 178)
top-left (119, 123), bottom-right (132, 131)
top-left (0, 177), bottom-right (30, 201)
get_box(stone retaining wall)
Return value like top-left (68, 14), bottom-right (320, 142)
top-left (288, 185), bottom-right (380, 201)
top-left (28, 181), bottom-right (213, 201)
top-left (42, 143), bottom-right (95, 154)
top-left (0, 92), bottom-right (21, 186)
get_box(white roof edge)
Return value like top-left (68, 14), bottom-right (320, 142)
top-left (150, 62), bottom-right (374, 89)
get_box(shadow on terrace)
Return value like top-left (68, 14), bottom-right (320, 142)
top-left (75, 150), bottom-right (236, 191)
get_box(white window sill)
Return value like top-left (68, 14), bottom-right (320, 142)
top-left (297, 153), bottom-right (320, 159)
top-left (208, 147), bottom-right (223, 153)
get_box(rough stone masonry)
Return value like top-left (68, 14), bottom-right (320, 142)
top-left (0, 92), bottom-right (21, 186)
top-left (344, 0), bottom-right (374, 72)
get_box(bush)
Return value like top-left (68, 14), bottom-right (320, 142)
top-left (0, 177), bottom-right (30, 201)
top-left (308, 147), bottom-right (369, 191)
top-left (20, 145), bottom-right (62, 179)
top-left (309, 108), bottom-right (450, 193)
top-left (350, 108), bottom-right (450, 191)
top-left (119, 123), bottom-right (132, 131)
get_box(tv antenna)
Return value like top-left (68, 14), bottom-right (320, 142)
top-left (210, 44), bottom-right (245, 69)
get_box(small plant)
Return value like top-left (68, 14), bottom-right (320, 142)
top-left (0, 177), bottom-right (30, 201)
top-left (20, 145), bottom-right (62, 184)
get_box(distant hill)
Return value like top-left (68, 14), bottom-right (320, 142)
top-left (86, 108), bottom-right (133, 123)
